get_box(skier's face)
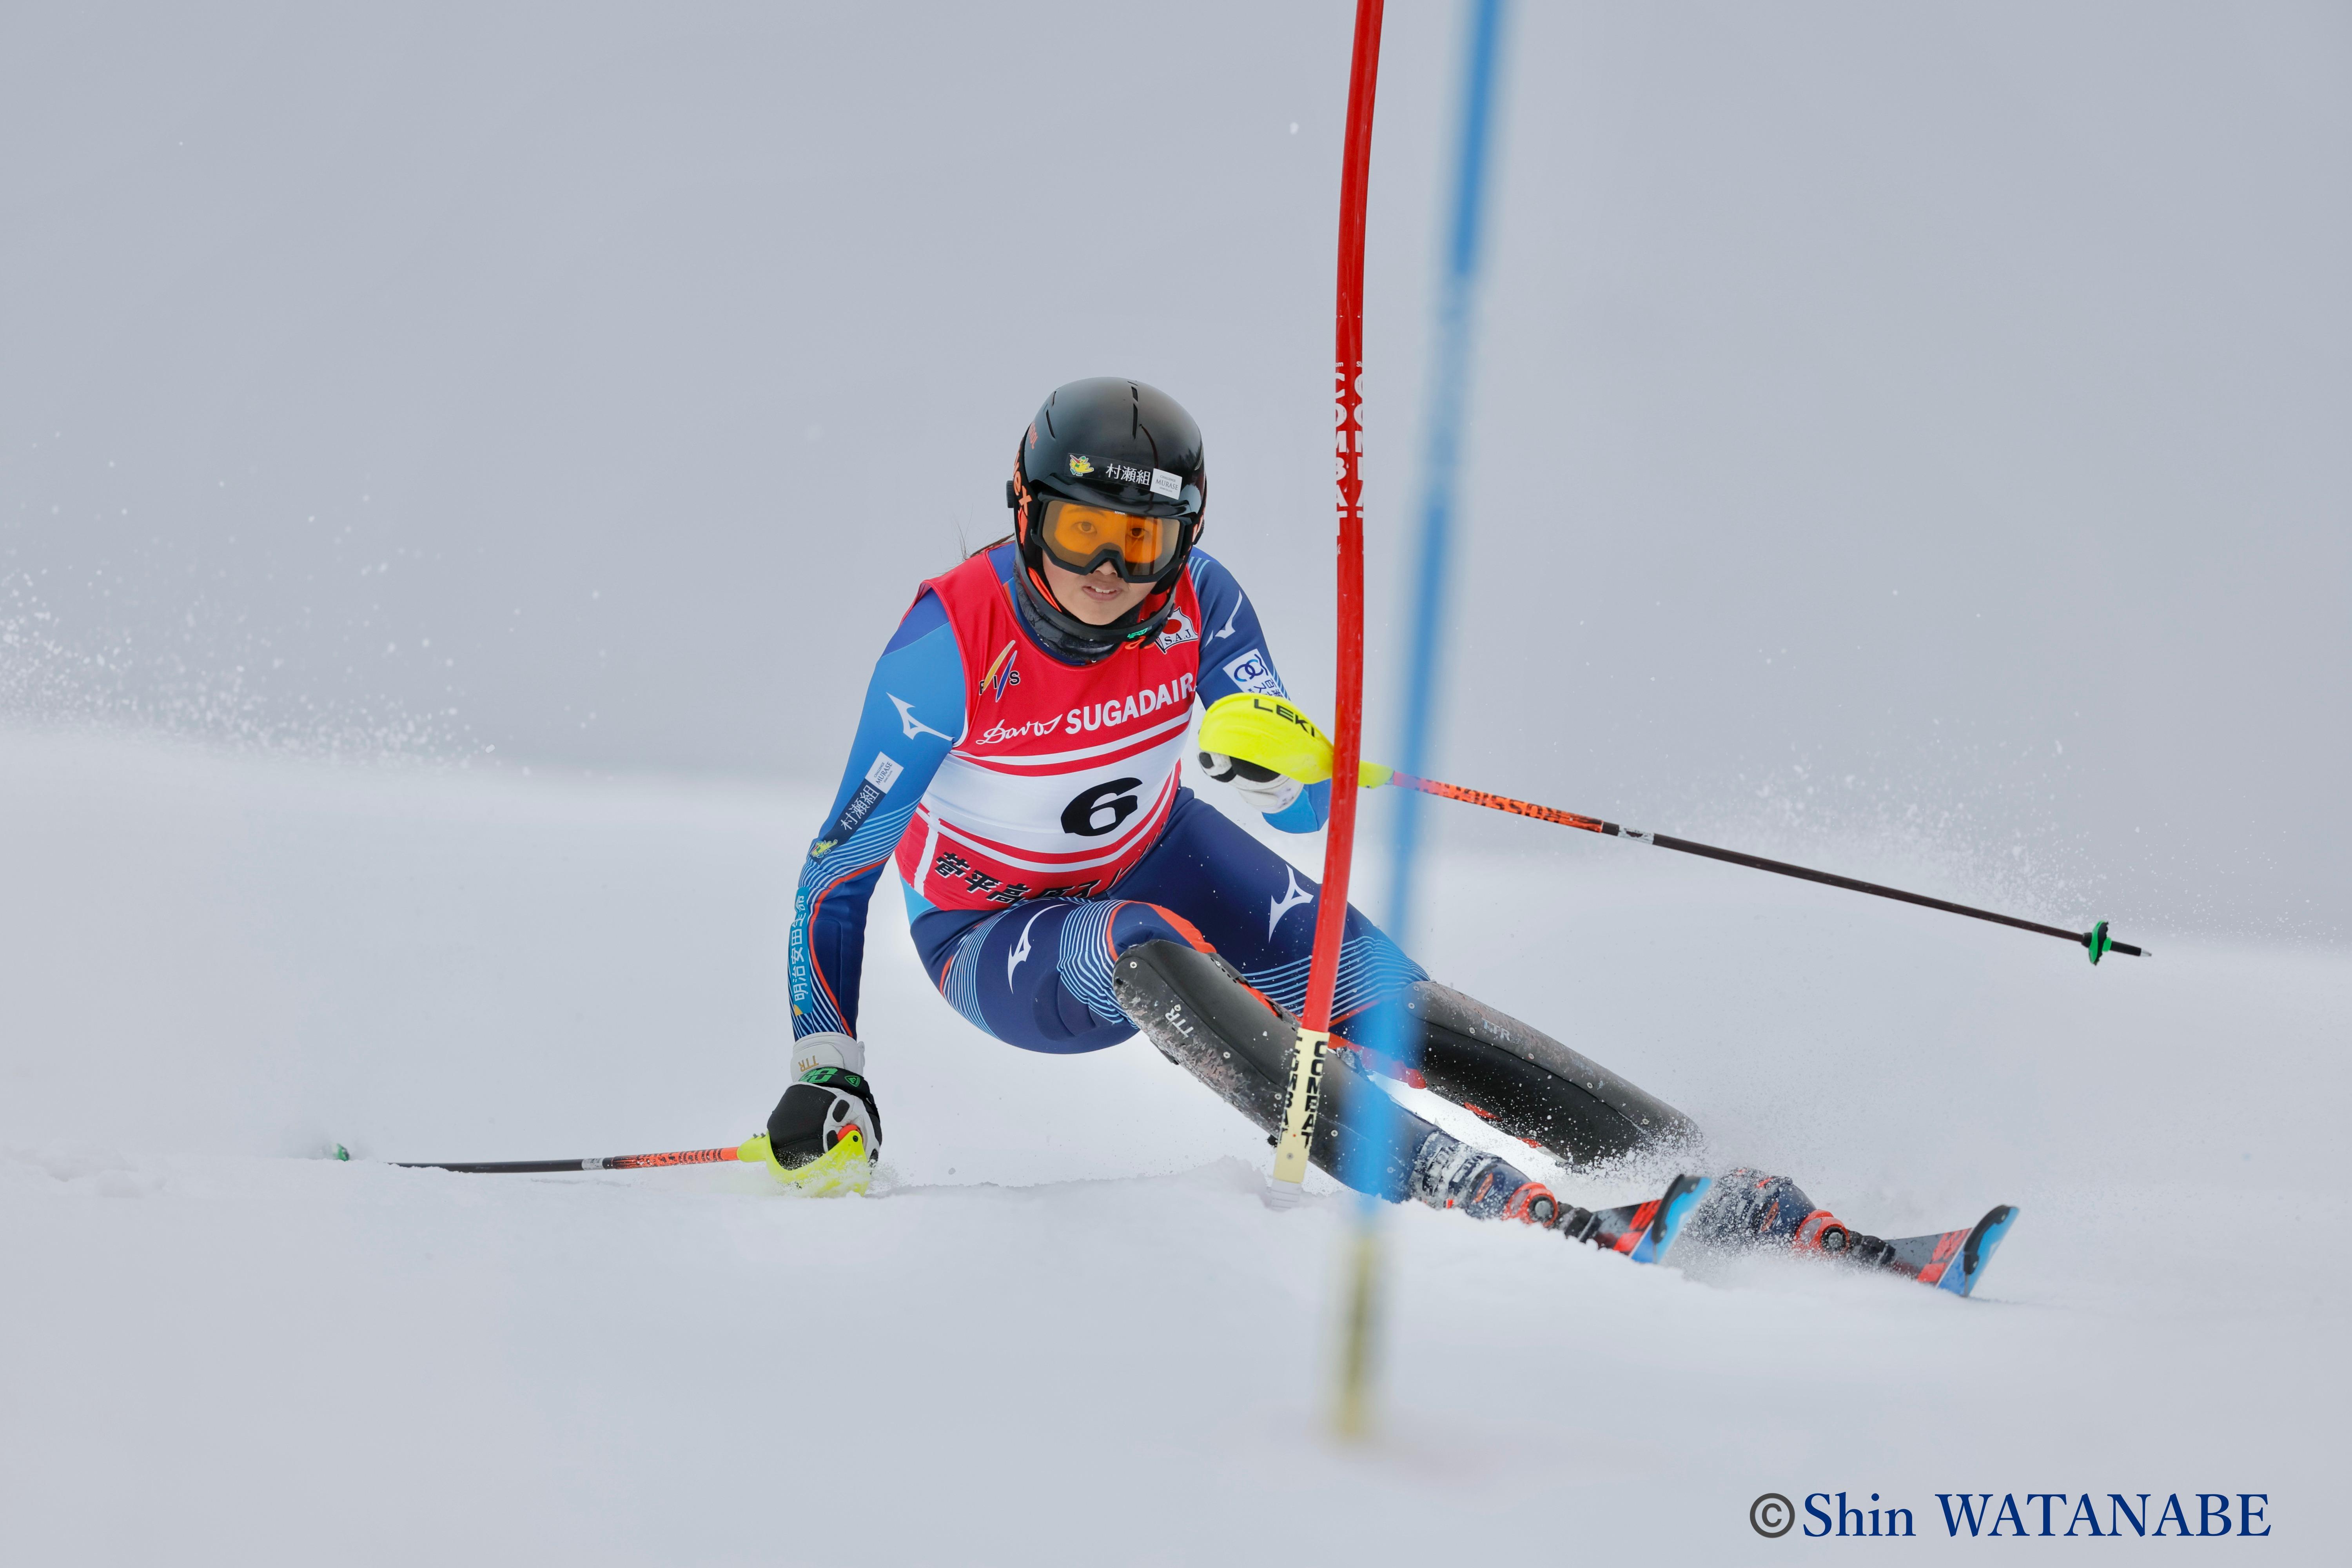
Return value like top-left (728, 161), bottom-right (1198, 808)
top-left (1040, 555), bottom-right (1154, 626)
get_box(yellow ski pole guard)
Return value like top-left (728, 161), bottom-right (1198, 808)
top-left (1197, 693), bottom-right (1393, 788)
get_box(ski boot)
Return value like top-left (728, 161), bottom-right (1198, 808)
top-left (1691, 1169), bottom-right (1902, 1270)
top-left (1409, 1131), bottom-right (1558, 1225)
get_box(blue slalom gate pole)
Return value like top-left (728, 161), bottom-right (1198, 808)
top-left (1333, 0), bottom-right (1510, 1439)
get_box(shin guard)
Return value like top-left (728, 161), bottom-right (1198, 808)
top-left (1400, 981), bottom-right (1698, 1166)
top-left (1112, 940), bottom-right (1553, 1224)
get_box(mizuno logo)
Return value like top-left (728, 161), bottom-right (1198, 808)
top-left (1007, 905), bottom-right (1049, 986)
top-left (1269, 864), bottom-right (1315, 939)
top-left (890, 694), bottom-right (952, 742)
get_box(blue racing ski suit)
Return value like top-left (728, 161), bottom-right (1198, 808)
top-left (786, 543), bottom-right (1422, 1051)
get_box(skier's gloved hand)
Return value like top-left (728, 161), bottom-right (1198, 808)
top-left (742, 1032), bottom-right (881, 1197)
top-left (1197, 748), bottom-right (1303, 816)
top-left (1196, 692), bottom-right (1392, 788)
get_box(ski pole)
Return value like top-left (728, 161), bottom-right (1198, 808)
top-left (1195, 696), bottom-right (2150, 963)
top-left (1374, 768), bottom-right (2149, 963)
top-left (394, 1142), bottom-right (750, 1174)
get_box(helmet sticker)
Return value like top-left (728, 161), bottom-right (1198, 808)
top-left (1066, 454), bottom-right (1094, 476)
top-left (1150, 469), bottom-right (1183, 499)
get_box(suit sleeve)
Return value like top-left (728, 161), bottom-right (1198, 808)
top-left (1185, 549), bottom-right (1330, 834)
top-left (788, 593), bottom-right (965, 1039)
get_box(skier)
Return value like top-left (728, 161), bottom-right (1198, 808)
top-left (756, 375), bottom-right (1898, 1270)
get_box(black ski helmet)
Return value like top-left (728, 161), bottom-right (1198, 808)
top-left (1007, 377), bottom-right (1206, 662)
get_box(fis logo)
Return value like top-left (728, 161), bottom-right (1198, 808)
top-left (980, 640), bottom-right (1022, 702)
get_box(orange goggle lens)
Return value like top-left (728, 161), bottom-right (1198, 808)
top-left (1039, 498), bottom-right (1180, 581)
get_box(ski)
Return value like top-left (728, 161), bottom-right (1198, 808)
top-left (1878, 1203), bottom-right (2019, 1298)
top-left (1557, 1173), bottom-right (1713, 1264)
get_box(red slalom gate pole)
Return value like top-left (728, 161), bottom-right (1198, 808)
top-left (1312, 0), bottom-right (1383, 1034)
top-left (1267, 0), bottom-right (1383, 1209)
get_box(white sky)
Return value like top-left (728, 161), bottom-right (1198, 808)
top-left (2, 1), bottom-right (2345, 939)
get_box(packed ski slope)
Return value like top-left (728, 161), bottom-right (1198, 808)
top-left (2, 726), bottom-right (2342, 1565)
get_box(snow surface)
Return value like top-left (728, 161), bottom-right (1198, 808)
top-left (3, 727), bottom-right (2343, 1564)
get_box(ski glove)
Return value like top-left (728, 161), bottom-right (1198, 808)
top-left (1196, 692), bottom-right (1392, 788)
top-left (1196, 748), bottom-right (1303, 816)
top-left (746, 1032), bottom-right (881, 1197)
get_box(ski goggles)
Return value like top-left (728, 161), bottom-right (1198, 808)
top-left (1036, 497), bottom-right (1188, 583)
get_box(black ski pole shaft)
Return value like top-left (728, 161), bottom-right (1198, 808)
top-left (394, 1143), bottom-right (746, 1174)
top-left (1635, 831), bottom-right (2145, 959)
top-left (1383, 770), bottom-right (2147, 963)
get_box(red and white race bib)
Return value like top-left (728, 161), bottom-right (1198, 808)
top-left (893, 554), bottom-right (1205, 910)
